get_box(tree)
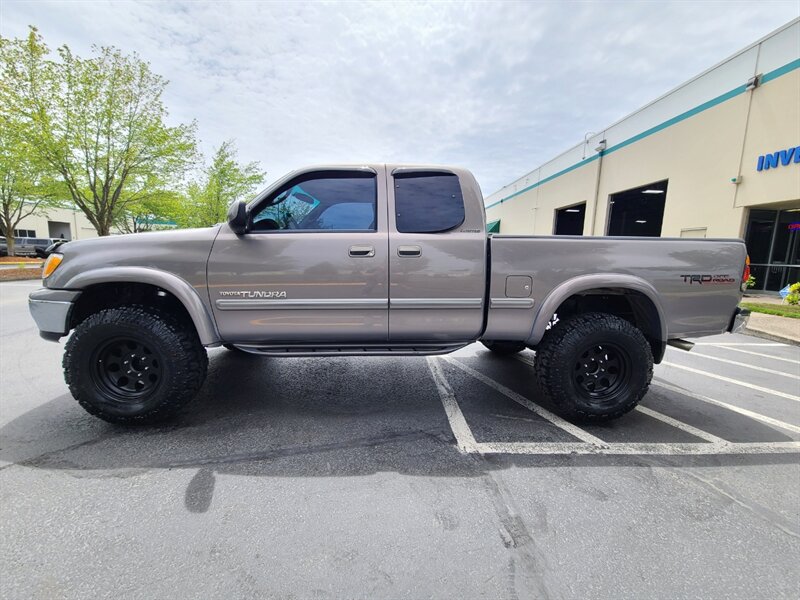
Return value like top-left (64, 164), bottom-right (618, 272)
top-left (113, 186), bottom-right (181, 234)
top-left (0, 27), bottom-right (198, 236)
top-left (0, 61), bottom-right (63, 254)
top-left (177, 140), bottom-right (265, 228)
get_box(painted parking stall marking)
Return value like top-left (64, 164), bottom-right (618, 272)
top-left (660, 361), bottom-right (800, 402)
top-left (704, 344), bottom-right (800, 365)
top-left (426, 349), bottom-right (800, 457)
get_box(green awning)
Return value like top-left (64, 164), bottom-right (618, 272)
top-left (487, 219), bottom-right (501, 233)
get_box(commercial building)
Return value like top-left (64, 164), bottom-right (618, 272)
top-left (485, 19), bottom-right (799, 292)
top-left (9, 206), bottom-right (99, 242)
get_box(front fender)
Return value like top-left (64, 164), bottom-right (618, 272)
top-left (527, 273), bottom-right (667, 347)
top-left (59, 267), bottom-right (220, 345)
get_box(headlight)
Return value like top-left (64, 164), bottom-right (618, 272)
top-left (42, 253), bottom-right (64, 279)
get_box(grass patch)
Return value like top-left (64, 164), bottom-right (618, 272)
top-left (741, 302), bottom-right (800, 319)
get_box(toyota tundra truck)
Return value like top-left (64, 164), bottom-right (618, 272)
top-left (28, 165), bottom-right (750, 424)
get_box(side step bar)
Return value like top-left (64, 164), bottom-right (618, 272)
top-left (667, 339), bottom-right (695, 352)
top-left (232, 342), bottom-right (469, 357)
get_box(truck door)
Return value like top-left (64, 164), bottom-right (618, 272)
top-left (207, 167), bottom-right (389, 343)
top-left (387, 168), bottom-right (486, 342)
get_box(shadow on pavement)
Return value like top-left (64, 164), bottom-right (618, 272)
top-left (1, 350), bottom-right (797, 514)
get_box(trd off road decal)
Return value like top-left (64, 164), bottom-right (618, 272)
top-left (679, 274), bottom-right (736, 285)
top-left (219, 290), bottom-right (288, 298)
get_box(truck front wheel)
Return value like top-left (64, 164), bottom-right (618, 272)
top-left (63, 305), bottom-right (208, 424)
top-left (533, 312), bottom-right (652, 421)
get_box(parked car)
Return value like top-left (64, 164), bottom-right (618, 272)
top-left (3, 237), bottom-right (38, 257)
top-left (28, 164), bottom-right (750, 424)
top-left (0, 236), bottom-right (7, 257)
top-left (31, 238), bottom-right (61, 258)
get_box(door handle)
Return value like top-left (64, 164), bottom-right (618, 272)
top-left (397, 245), bottom-right (421, 257)
top-left (349, 245), bottom-right (375, 257)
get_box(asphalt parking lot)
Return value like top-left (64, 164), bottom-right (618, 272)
top-left (1, 280), bottom-right (799, 599)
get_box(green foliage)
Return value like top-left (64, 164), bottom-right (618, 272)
top-left (0, 32), bottom-right (65, 254)
top-left (177, 140), bottom-right (265, 228)
top-left (0, 27), bottom-right (198, 236)
top-left (785, 282), bottom-right (800, 306)
top-left (741, 302), bottom-right (800, 319)
top-left (745, 275), bottom-right (756, 289)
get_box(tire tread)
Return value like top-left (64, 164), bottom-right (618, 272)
top-left (534, 312), bottom-right (653, 421)
top-left (63, 304), bottom-right (208, 424)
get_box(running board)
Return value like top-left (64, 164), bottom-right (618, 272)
top-left (667, 339), bottom-right (695, 352)
top-left (232, 342), bottom-right (469, 357)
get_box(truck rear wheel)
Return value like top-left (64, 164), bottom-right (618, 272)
top-left (533, 312), bottom-right (652, 421)
top-left (481, 341), bottom-right (527, 355)
top-left (63, 305), bottom-right (208, 424)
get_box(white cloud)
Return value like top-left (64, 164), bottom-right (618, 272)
top-left (2, 1), bottom-right (798, 195)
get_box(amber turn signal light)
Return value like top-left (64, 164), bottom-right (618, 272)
top-left (42, 253), bottom-right (64, 279)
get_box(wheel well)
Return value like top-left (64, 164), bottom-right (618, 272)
top-left (551, 288), bottom-right (665, 363)
top-left (69, 282), bottom-right (194, 331)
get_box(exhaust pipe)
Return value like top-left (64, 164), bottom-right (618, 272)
top-left (667, 339), bottom-right (695, 352)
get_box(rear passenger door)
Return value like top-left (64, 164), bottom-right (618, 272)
top-left (387, 168), bottom-right (486, 342)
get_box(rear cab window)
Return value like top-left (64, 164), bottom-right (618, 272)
top-left (393, 172), bottom-right (465, 233)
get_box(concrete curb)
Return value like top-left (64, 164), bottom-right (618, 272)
top-left (743, 312), bottom-right (800, 346)
top-left (744, 326), bottom-right (800, 346)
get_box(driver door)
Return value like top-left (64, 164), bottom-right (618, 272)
top-left (207, 167), bottom-right (389, 343)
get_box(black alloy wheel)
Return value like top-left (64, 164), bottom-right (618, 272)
top-left (92, 337), bottom-right (164, 401)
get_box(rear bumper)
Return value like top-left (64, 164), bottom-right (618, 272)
top-left (728, 307), bottom-right (751, 334)
top-left (28, 288), bottom-right (81, 341)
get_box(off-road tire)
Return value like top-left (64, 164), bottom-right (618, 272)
top-left (63, 304), bottom-right (208, 424)
top-left (533, 312), bottom-right (652, 421)
top-left (481, 341), bottom-right (527, 355)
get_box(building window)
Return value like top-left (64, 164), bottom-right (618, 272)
top-left (13, 229), bottom-right (36, 237)
top-left (607, 180), bottom-right (667, 237)
top-left (554, 203), bottom-right (586, 235)
top-left (745, 208), bottom-right (800, 292)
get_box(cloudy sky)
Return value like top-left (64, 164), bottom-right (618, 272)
top-left (1, 1), bottom-right (798, 196)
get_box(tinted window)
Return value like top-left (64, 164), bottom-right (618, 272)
top-left (394, 173), bottom-right (464, 233)
top-left (251, 174), bottom-right (376, 232)
top-left (312, 203), bottom-right (375, 230)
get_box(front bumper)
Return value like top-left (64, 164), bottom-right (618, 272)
top-left (728, 307), bottom-right (751, 334)
top-left (28, 288), bottom-right (81, 341)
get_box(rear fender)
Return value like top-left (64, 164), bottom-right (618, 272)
top-left (527, 274), bottom-right (667, 348)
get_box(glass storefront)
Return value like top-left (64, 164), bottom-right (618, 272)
top-left (744, 208), bottom-right (800, 292)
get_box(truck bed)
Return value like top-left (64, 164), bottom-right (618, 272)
top-left (485, 235), bottom-right (747, 347)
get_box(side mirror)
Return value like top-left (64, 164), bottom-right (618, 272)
top-left (227, 200), bottom-right (248, 235)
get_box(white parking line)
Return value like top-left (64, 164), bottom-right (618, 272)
top-left (675, 350), bottom-right (800, 380)
top-left (515, 354), bottom-right (800, 432)
top-left (708, 345), bottom-right (800, 365)
top-left (428, 354), bottom-right (800, 457)
top-left (652, 380), bottom-right (800, 435)
top-left (426, 358), bottom-right (478, 453)
top-left (476, 441), bottom-right (800, 456)
top-left (440, 356), bottom-right (606, 445)
top-left (692, 342), bottom-right (791, 347)
top-left (514, 354), bottom-right (735, 443)
top-left (635, 405), bottom-right (726, 443)
top-left (661, 361), bottom-right (800, 402)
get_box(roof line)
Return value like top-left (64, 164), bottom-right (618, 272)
top-left (486, 56), bottom-right (799, 210)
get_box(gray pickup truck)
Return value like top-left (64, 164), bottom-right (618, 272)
top-left (29, 164), bottom-right (749, 424)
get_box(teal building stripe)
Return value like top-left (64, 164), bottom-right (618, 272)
top-left (486, 58), bottom-right (800, 211)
